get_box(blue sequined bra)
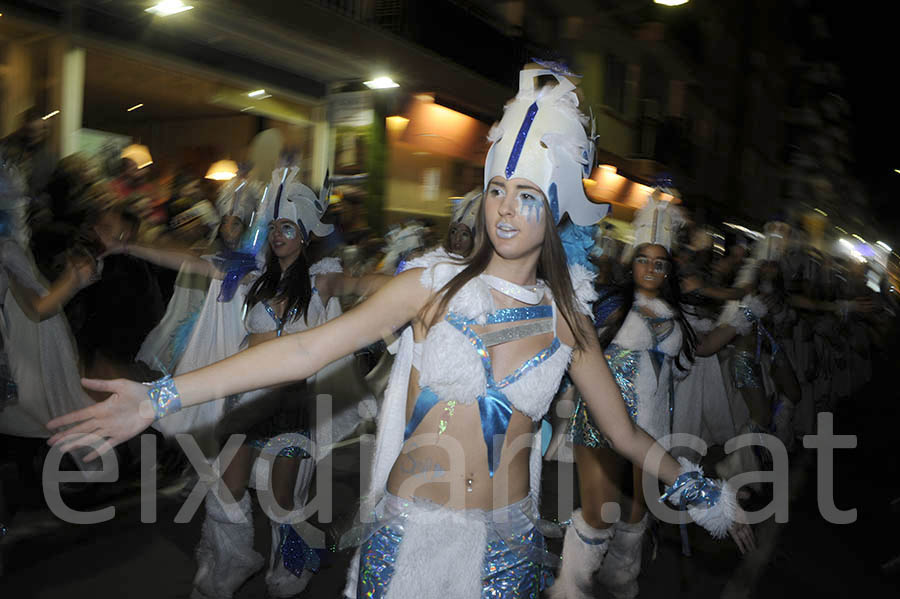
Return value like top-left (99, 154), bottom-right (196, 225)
top-left (406, 303), bottom-right (566, 477)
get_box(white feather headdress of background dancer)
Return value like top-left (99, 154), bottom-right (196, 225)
top-left (483, 66), bottom-right (609, 226)
top-left (630, 183), bottom-right (685, 252)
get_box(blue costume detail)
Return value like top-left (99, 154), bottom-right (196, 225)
top-left (403, 306), bottom-right (559, 477)
top-left (505, 103), bottom-right (539, 180)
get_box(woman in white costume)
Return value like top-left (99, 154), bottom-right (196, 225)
top-left (98, 167), bottom-right (382, 598)
top-left (0, 158), bottom-right (97, 442)
top-left (48, 66), bottom-right (753, 599)
top-left (135, 177), bottom-right (251, 375)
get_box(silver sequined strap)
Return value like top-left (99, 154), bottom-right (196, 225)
top-left (480, 318), bottom-right (553, 347)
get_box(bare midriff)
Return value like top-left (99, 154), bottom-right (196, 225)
top-left (386, 314), bottom-right (555, 511)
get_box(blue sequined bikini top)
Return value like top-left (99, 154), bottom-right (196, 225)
top-left (409, 301), bottom-right (572, 476)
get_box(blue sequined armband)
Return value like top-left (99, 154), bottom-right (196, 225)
top-left (144, 375), bottom-right (182, 420)
top-left (659, 470), bottom-right (722, 509)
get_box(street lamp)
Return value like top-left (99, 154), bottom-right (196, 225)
top-left (364, 76), bottom-right (399, 90)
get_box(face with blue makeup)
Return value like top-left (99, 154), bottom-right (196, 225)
top-left (267, 218), bottom-right (305, 261)
top-left (484, 176), bottom-right (548, 261)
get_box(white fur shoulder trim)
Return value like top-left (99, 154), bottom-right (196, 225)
top-left (633, 293), bottom-right (674, 318)
top-left (568, 263), bottom-right (597, 316)
top-left (309, 257), bottom-right (343, 276)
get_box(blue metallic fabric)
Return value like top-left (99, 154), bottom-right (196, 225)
top-left (261, 301), bottom-right (299, 337)
top-left (144, 375), bottom-right (182, 420)
top-left (278, 522), bottom-right (322, 577)
top-left (213, 250), bottom-right (260, 302)
top-left (558, 220), bottom-right (599, 272)
top-left (248, 430), bottom-right (313, 459)
top-left (485, 305), bottom-right (553, 324)
top-left (505, 102), bottom-right (539, 180)
top-left (659, 471), bottom-right (722, 509)
top-left (357, 524), bottom-right (552, 599)
top-left (530, 58), bottom-right (580, 77)
top-left (592, 288), bottom-right (625, 328)
top-left (568, 343), bottom-right (639, 448)
top-left (444, 312), bottom-right (560, 476)
top-left (733, 350), bottom-right (762, 389)
top-left (404, 387), bottom-right (442, 441)
top-left (481, 527), bottom-right (553, 598)
top-left (357, 525), bottom-right (403, 599)
top-left (567, 343), bottom-right (640, 447)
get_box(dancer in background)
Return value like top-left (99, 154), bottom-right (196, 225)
top-left (98, 166), bottom-right (383, 598)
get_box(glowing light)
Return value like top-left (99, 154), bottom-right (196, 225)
top-left (814, 208), bottom-right (828, 216)
top-left (835, 225), bottom-right (848, 234)
top-left (145, 1), bottom-right (194, 16)
top-left (722, 222), bottom-right (764, 239)
top-left (599, 164), bottom-right (618, 175)
top-left (852, 234), bottom-right (866, 243)
top-left (895, 169), bottom-right (900, 175)
top-left (364, 76), bottom-right (399, 90)
top-left (877, 241), bottom-right (892, 252)
top-left (839, 238), bottom-right (853, 248)
top-left (205, 159), bottom-right (238, 181)
top-left (654, 0), bottom-right (690, 5)
top-left (127, 103), bottom-right (144, 112)
top-left (42, 110), bottom-right (60, 120)
top-left (121, 144), bottom-right (153, 169)
top-left (247, 89), bottom-right (270, 99)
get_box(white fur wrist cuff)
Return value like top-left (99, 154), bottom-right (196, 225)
top-left (659, 458), bottom-right (737, 540)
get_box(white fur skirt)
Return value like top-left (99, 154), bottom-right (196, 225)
top-left (344, 493), bottom-right (555, 599)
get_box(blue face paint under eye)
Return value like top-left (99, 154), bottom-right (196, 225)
top-left (517, 193), bottom-right (543, 224)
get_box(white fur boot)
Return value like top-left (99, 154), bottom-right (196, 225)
top-left (549, 509), bottom-right (614, 599)
top-left (192, 492), bottom-right (265, 599)
top-left (595, 514), bottom-right (648, 599)
top-left (265, 521), bottom-right (318, 598)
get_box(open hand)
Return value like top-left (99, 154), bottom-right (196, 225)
top-left (729, 521), bottom-right (756, 554)
top-left (46, 378), bottom-right (155, 461)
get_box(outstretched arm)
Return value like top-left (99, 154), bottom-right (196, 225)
top-left (5, 254), bottom-right (96, 322)
top-left (46, 268), bottom-right (430, 457)
top-left (315, 271), bottom-right (392, 306)
top-left (96, 226), bottom-right (220, 279)
top-left (568, 328), bottom-right (682, 486)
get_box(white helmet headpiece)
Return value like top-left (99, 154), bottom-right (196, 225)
top-left (483, 67), bottom-right (609, 226)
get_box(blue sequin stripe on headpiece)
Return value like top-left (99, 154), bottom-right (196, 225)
top-left (272, 168), bottom-right (289, 220)
top-left (505, 102), bottom-right (539, 180)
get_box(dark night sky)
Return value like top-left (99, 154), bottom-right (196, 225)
top-left (826, 3), bottom-right (900, 237)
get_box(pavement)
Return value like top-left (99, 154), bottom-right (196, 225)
top-left (2, 360), bottom-right (899, 598)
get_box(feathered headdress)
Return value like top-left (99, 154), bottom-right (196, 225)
top-left (483, 66), bottom-right (609, 226)
top-left (631, 182), bottom-right (685, 251)
top-left (264, 166), bottom-right (333, 242)
top-left (450, 189), bottom-right (481, 234)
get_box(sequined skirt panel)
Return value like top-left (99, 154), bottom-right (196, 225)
top-left (356, 494), bottom-right (554, 599)
top-left (568, 344), bottom-right (639, 448)
top-left (732, 350), bottom-right (762, 389)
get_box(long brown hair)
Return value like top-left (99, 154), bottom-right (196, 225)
top-left (424, 193), bottom-right (593, 350)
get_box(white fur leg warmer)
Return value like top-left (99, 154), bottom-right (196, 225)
top-left (192, 492), bottom-right (264, 599)
top-left (549, 509), bottom-right (614, 599)
top-left (596, 514), bottom-right (648, 599)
